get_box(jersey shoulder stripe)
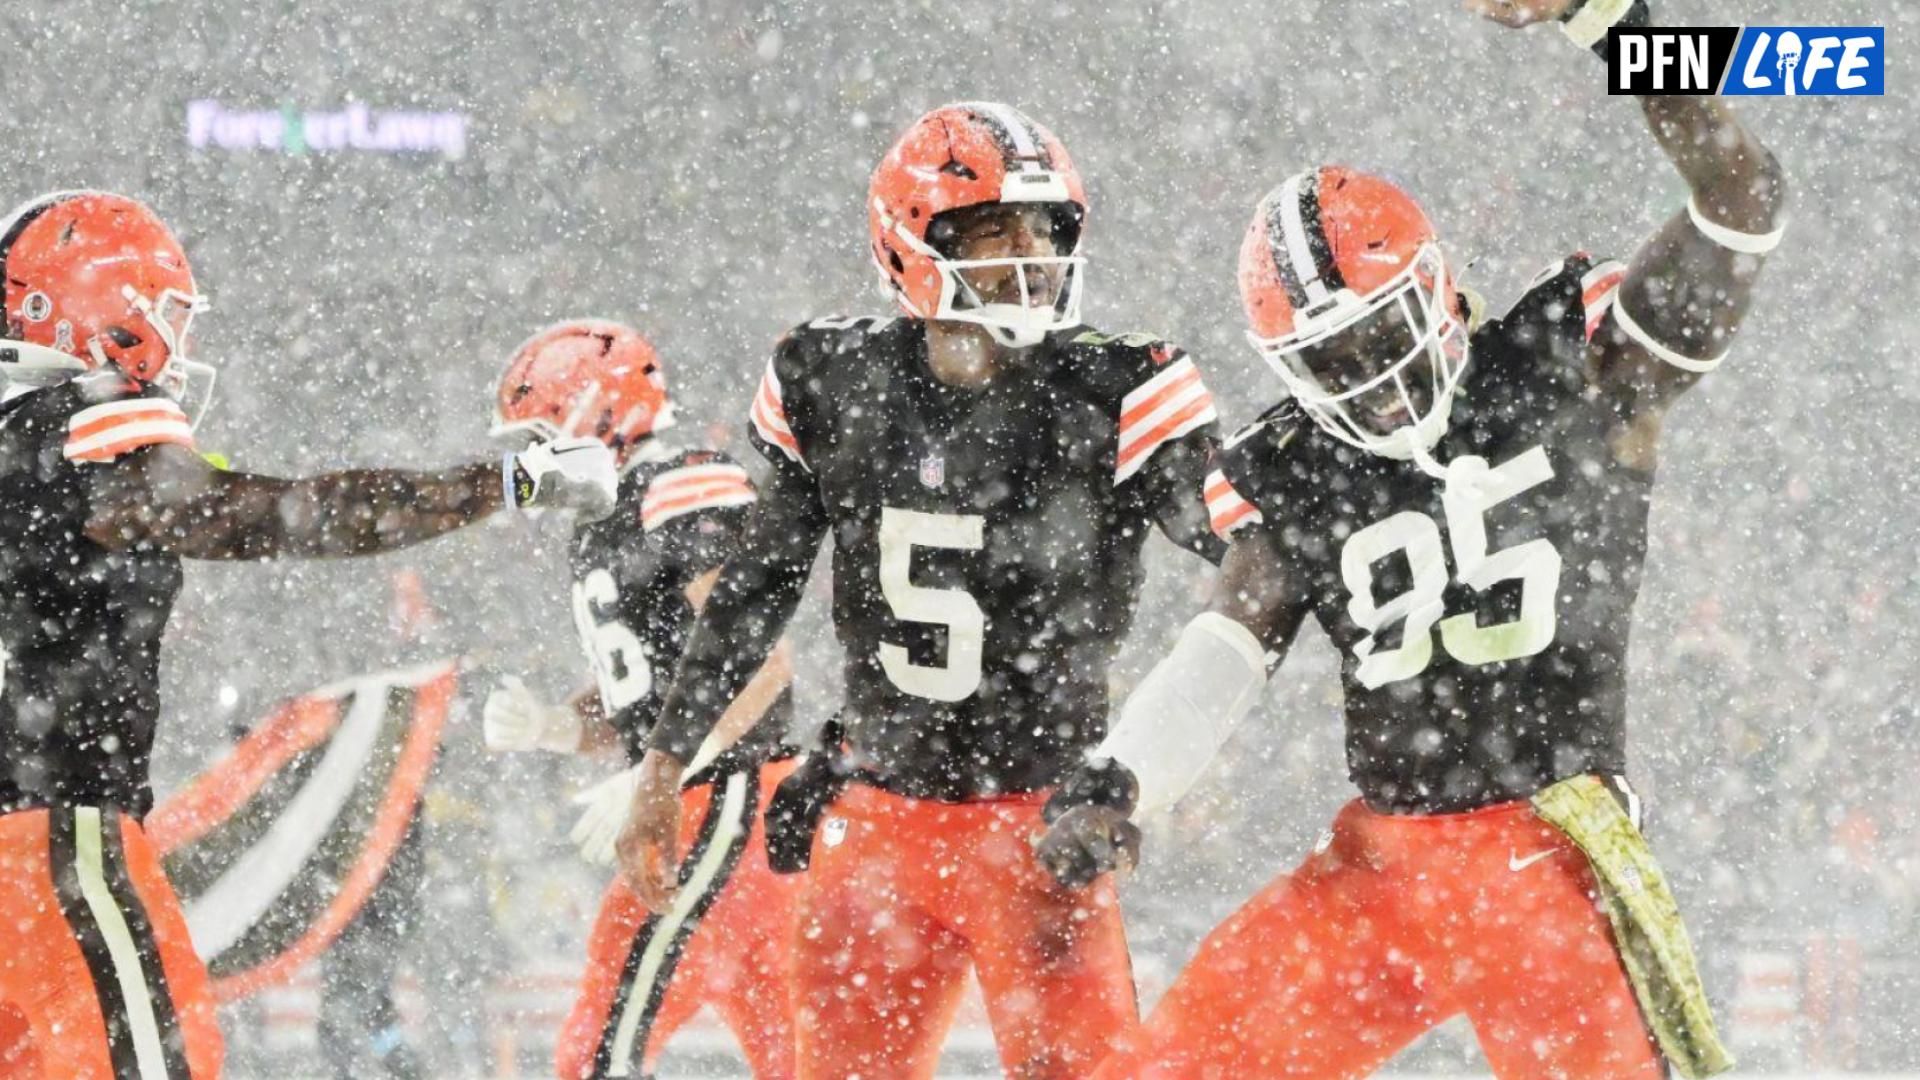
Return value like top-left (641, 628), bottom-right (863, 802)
top-left (1114, 354), bottom-right (1218, 485)
top-left (1579, 259), bottom-right (1628, 344)
top-left (1204, 467), bottom-right (1263, 539)
top-left (64, 396), bottom-right (194, 463)
top-left (640, 461), bottom-right (756, 532)
top-left (753, 315), bottom-right (903, 473)
top-left (748, 358), bottom-right (805, 469)
top-left (1211, 404), bottom-right (1309, 525)
top-left (1492, 252), bottom-right (1622, 361)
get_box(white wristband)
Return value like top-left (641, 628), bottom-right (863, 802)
top-left (1688, 197), bottom-right (1787, 255)
top-left (1561, 0), bottom-right (1636, 50)
top-left (502, 450), bottom-right (520, 509)
top-left (1612, 297), bottom-right (1727, 374)
top-left (1097, 612), bottom-right (1270, 820)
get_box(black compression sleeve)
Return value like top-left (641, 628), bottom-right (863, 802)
top-left (646, 465), bottom-right (826, 762)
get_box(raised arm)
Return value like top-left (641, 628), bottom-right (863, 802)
top-left (1472, 0), bottom-right (1788, 401)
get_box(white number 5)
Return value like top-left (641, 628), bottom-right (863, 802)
top-left (877, 507), bottom-right (985, 702)
top-left (1342, 446), bottom-right (1562, 689)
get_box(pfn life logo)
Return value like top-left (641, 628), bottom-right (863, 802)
top-left (1608, 26), bottom-right (1884, 96)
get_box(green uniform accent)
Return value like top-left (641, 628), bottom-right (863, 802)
top-left (199, 451), bottom-right (231, 471)
top-left (1070, 329), bottom-right (1161, 349)
top-left (1532, 774), bottom-right (1734, 1079)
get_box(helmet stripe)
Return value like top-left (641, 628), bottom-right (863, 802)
top-left (960, 101), bottom-right (1051, 172)
top-left (1296, 170), bottom-right (1346, 294)
top-left (1263, 183), bottom-right (1310, 310)
top-left (1272, 170), bottom-right (1346, 312)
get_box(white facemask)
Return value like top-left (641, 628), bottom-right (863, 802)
top-left (1248, 244), bottom-right (1469, 476)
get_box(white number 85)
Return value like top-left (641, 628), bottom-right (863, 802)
top-left (1341, 447), bottom-right (1563, 689)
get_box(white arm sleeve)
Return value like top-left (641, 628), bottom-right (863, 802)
top-left (1095, 611), bottom-right (1269, 820)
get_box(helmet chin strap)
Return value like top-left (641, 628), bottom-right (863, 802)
top-left (1405, 429), bottom-right (1451, 481)
top-left (1369, 386), bottom-right (1455, 479)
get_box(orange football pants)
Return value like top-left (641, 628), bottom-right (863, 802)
top-left (796, 783), bottom-right (1137, 1080)
top-left (1095, 796), bottom-right (1665, 1080)
top-left (556, 758), bottom-right (799, 1079)
top-left (0, 806), bottom-right (223, 1080)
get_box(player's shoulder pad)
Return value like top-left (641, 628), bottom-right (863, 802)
top-left (61, 372), bottom-right (195, 464)
top-left (638, 444), bottom-right (757, 533)
top-left (759, 314), bottom-right (903, 472)
top-left (1062, 327), bottom-right (1188, 388)
top-left (1205, 402), bottom-right (1311, 540)
top-left (1503, 251), bottom-right (1627, 347)
top-left (1066, 327), bottom-right (1220, 485)
top-left (775, 314), bottom-right (903, 368)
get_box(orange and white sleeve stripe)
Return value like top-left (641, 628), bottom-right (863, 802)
top-left (63, 397), bottom-right (195, 463)
top-left (1580, 260), bottom-right (1628, 344)
top-left (1205, 468), bottom-right (1263, 540)
top-left (641, 462), bottom-right (757, 532)
top-left (1114, 356), bottom-right (1218, 486)
top-left (748, 359), bottom-right (806, 470)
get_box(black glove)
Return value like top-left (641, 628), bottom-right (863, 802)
top-left (763, 718), bottom-right (850, 874)
top-left (1036, 757), bottom-right (1143, 890)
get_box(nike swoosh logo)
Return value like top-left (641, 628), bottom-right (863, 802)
top-left (1508, 849), bottom-right (1556, 872)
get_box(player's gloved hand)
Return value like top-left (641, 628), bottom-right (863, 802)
top-left (1036, 757), bottom-right (1144, 890)
top-left (482, 676), bottom-right (584, 753)
top-left (504, 437), bottom-right (618, 519)
top-left (571, 765), bottom-right (642, 866)
top-left (617, 749), bottom-right (687, 913)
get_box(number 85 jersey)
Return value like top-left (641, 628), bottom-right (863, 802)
top-left (1211, 256), bottom-right (1654, 814)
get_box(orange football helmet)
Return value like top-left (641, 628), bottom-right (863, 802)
top-left (869, 101), bottom-right (1087, 347)
top-left (492, 319), bottom-right (675, 466)
top-left (0, 190), bottom-right (214, 415)
top-left (1238, 166), bottom-right (1468, 462)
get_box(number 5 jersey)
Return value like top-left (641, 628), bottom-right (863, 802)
top-left (1210, 254), bottom-right (1652, 814)
top-left (651, 316), bottom-right (1225, 800)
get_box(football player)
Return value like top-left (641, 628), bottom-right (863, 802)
top-left (483, 319), bottom-right (800, 1080)
top-left (0, 190), bottom-right (615, 1080)
top-left (615, 103), bottom-right (1226, 1080)
top-left (1039, 3), bottom-right (1787, 1077)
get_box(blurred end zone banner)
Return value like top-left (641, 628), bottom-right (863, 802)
top-left (146, 662), bottom-right (457, 1001)
top-left (187, 100), bottom-right (469, 159)
top-left (1607, 27), bottom-right (1884, 96)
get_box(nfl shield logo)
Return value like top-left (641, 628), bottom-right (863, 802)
top-left (919, 452), bottom-right (945, 489)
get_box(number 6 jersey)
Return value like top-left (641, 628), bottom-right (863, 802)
top-left (1211, 255), bottom-right (1652, 814)
top-left (652, 317), bottom-right (1225, 800)
top-left (569, 440), bottom-right (788, 764)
